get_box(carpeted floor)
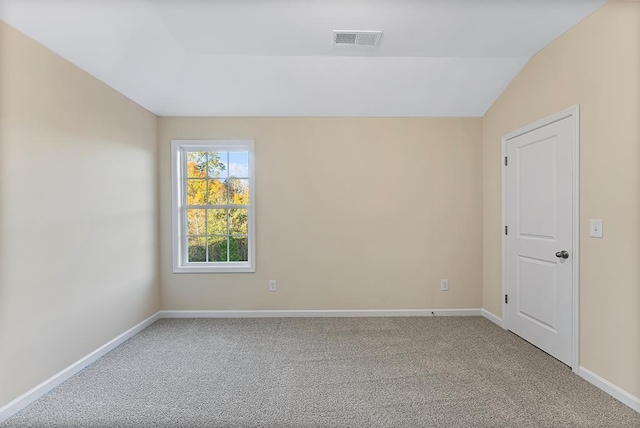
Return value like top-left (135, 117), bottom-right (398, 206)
top-left (3, 317), bottom-right (639, 427)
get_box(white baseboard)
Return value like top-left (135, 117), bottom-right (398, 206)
top-left (578, 366), bottom-right (640, 414)
top-left (0, 311), bottom-right (161, 424)
top-left (159, 308), bottom-right (483, 318)
top-left (481, 309), bottom-right (503, 327)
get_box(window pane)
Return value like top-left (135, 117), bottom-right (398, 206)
top-left (177, 142), bottom-right (254, 271)
top-left (186, 152), bottom-right (207, 178)
top-left (228, 152), bottom-right (249, 178)
top-left (229, 209), bottom-right (248, 235)
top-left (187, 209), bottom-right (206, 236)
top-left (207, 209), bottom-right (227, 236)
top-left (229, 178), bottom-right (249, 205)
top-left (208, 236), bottom-right (228, 262)
top-left (207, 151), bottom-right (228, 178)
top-left (208, 179), bottom-right (228, 204)
top-left (187, 179), bottom-right (207, 205)
top-left (229, 236), bottom-right (248, 262)
top-left (188, 237), bottom-right (207, 262)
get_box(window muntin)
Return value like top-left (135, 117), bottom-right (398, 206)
top-left (172, 140), bottom-right (255, 273)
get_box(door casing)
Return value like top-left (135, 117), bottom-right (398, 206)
top-left (501, 104), bottom-right (580, 373)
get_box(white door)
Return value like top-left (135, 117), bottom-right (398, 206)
top-left (505, 115), bottom-right (575, 366)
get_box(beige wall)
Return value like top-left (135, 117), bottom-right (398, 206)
top-left (0, 22), bottom-right (160, 408)
top-left (482, 0), bottom-right (640, 398)
top-left (159, 117), bottom-right (483, 311)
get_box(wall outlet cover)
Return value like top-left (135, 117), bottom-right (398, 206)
top-left (590, 219), bottom-right (603, 238)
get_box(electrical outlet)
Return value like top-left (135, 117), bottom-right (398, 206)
top-left (590, 219), bottom-right (603, 238)
top-left (440, 279), bottom-right (449, 291)
top-left (268, 280), bottom-right (277, 292)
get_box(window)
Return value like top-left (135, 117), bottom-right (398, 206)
top-left (171, 140), bottom-right (255, 273)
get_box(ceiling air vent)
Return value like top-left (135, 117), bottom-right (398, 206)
top-left (333, 31), bottom-right (382, 47)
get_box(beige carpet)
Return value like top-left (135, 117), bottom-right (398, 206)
top-left (2, 316), bottom-right (639, 427)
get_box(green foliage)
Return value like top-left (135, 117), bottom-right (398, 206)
top-left (188, 237), bottom-right (248, 262)
top-left (187, 151), bottom-right (226, 178)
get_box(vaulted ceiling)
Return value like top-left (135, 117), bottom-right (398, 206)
top-left (0, 0), bottom-right (607, 116)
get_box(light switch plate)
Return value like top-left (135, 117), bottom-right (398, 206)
top-left (590, 219), bottom-right (603, 238)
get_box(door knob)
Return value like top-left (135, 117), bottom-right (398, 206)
top-left (555, 250), bottom-right (569, 259)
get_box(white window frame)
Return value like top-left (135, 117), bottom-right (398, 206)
top-left (171, 139), bottom-right (255, 273)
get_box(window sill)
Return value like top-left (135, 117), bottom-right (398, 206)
top-left (173, 264), bottom-right (255, 274)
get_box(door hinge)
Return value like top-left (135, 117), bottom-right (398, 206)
top-left (505, 156), bottom-right (508, 166)
top-left (505, 294), bottom-right (508, 304)
top-left (505, 225), bottom-right (508, 235)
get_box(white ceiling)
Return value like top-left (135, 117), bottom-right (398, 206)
top-left (0, 0), bottom-right (607, 117)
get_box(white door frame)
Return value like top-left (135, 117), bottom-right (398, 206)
top-left (501, 104), bottom-right (580, 373)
